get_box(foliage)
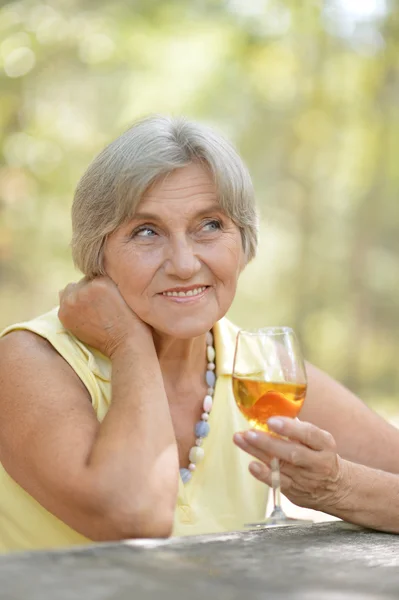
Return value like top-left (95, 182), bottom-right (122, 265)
top-left (1, 0), bottom-right (398, 410)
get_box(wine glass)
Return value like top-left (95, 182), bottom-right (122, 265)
top-left (232, 326), bottom-right (312, 527)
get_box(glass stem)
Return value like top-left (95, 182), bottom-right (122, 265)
top-left (270, 457), bottom-right (285, 520)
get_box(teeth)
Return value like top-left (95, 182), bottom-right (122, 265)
top-left (163, 286), bottom-right (206, 297)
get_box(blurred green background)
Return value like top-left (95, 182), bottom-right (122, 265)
top-left (0, 0), bottom-right (398, 415)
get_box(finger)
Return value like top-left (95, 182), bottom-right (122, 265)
top-left (233, 433), bottom-right (273, 465)
top-left (58, 284), bottom-right (74, 302)
top-left (62, 282), bottom-right (77, 294)
top-left (240, 430), bottom-right (316, 468)
top-left (277, 461), bottom-right (317, 482)
top-left (249, 461), bottom-right (291, 490)
top-left (75, 276), bottom-right (93, 291)
top-left (267, 417), bottom-right (336, 452)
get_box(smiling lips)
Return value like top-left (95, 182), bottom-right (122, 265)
top-left (160, 285), bottom-right (208, 299)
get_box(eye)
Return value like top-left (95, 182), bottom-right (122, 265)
top-left (131, 225), bottom-right (157, 238)
top-left (202, 219), bottom-right (222, 232)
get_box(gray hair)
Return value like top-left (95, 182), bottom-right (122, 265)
top-left (71, 115), bottom-right (258, 277)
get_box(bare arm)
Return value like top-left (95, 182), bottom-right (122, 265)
top-left (327, 460), bottom-right (399, 533)
top-left (300, 363), bottom-right (399, 474)
top-left (0, 280), bottom-right (179, 542)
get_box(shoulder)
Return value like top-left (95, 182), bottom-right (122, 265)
top-left (1, 308), bottom-right (69, 348)
top-left (0, 308), bottom-right (111, 384)
top-left (0, 327), bottom-right (88, 393)
top-left (0, 327), bottom-right (57, 357)
top-left (0, 330), bottom-right (56, 393)
top-left (0, 308), bottom-right (71, 366)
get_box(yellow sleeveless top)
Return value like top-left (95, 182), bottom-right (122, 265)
top-left (0, 309), bottom-right (268, 554)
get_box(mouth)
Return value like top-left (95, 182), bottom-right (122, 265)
top-left (161, 285), bottom-right (208, 298)
top-left (159, 285), bottom-right (210, 301)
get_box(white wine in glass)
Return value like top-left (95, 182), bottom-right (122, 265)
top-left (232, 326), bottom-right (312, 527)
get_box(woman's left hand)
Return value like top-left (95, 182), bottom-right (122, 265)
top-left (233, 417), bottom-right (350, 512)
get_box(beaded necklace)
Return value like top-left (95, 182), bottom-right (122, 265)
top-left (179, 331), bottom-right (216, 484)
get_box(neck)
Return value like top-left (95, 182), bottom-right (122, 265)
top-left (152, 330), bottom-right (208, 390)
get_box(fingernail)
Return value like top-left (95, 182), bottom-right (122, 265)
top-left (246, 431), bottom-right (258, 441)
top-left (268, 418), bottom-right (283, 431)
top-left (233, 433), bottom-right (246, 446)
top-left (250, 462), bottom-right (261, 475)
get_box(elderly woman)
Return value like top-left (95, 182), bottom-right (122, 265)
top-left (0, 115), bottom-right (399, 554)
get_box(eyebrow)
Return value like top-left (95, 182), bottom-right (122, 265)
top-left (132, 203), bottom-right (223, 222)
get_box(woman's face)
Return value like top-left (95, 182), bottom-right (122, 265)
top-left (103, 162), bottom-right (245, 338)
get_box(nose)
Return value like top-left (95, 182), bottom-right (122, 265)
top-left (163, 235), bottom-right (202, 280)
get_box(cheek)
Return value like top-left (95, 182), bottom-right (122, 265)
top-left (105, 247), bottom-right (158, 293)
top-left (207, 241), bottom-right (243, 286)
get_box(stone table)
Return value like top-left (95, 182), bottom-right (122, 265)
top-left (1, 522), bottom-right (399, 599)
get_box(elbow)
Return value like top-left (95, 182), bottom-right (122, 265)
top-left (104, 504), bottom-right (175, 540)
top-left (77, 462), bottom-right (178, 541)
top-left (100, 479), bottom-right (177, 541)
top-left (84, 485), bottom-right (176, 541)
top-left (82, 504), bottom-right (174, 542)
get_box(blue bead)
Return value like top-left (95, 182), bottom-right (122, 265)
top-left (180, 468), bottom-right (192, 484)
top-left (195, 421), bottom-right (210, 438)
top-left (206, 370), bottom-right (216, 388)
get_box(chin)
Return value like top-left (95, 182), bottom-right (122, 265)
top-left (151, 313), bottom-right (221, 339)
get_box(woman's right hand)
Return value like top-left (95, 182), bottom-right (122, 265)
top-left (58, 276), bottom-right (152, 358)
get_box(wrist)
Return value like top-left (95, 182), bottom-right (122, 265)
top-left (323, 457), bottom-right (354, 515)
top-left (108, 327), bottom-right (155, 361)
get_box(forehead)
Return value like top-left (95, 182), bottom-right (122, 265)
top-left (139, 163), bottom-right (218, 209)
